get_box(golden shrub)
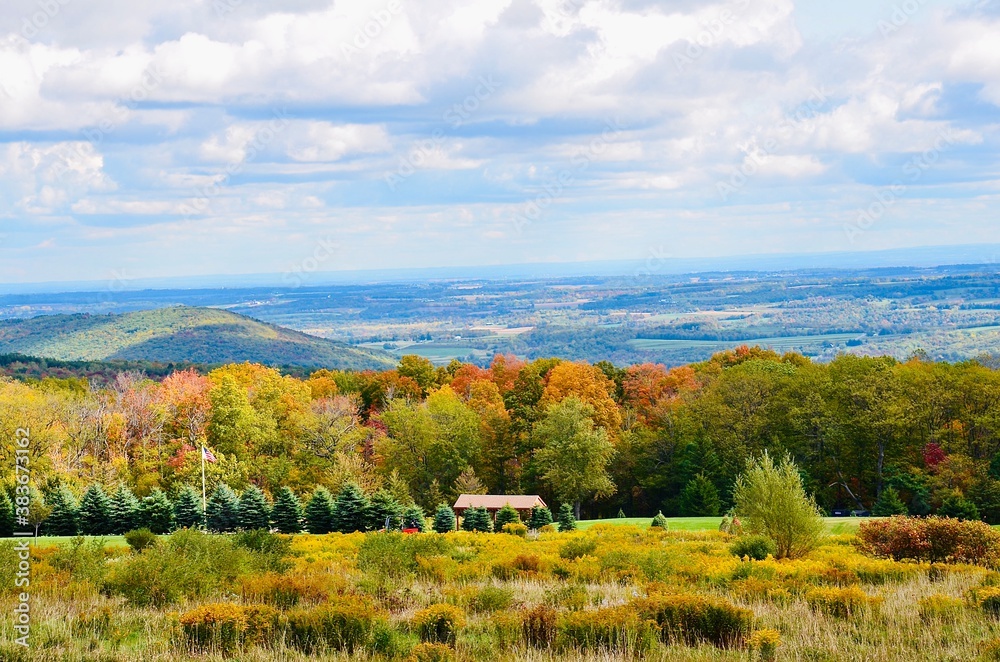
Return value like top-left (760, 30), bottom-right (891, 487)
top-left (805, 586), bottom-right (882, 618)
top-left (412, 604), bottom-right (466, 644)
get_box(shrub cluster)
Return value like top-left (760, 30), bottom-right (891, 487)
top-left (180, 603), bottom-right (280, 655)
top-left (632, 592), bottom-right (753, 647)
top-left (556, 606), bottom-right (657, 654)
top-left (855, 516), bottom-right (1000, 566)
top-left (805, 586), bottom-right (882, 618)
top-left (730, 535), bottom-right (777, 561)
top-left (412, 604), bottom-right (466, 645)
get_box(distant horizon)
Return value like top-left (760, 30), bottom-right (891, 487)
top-left (3, 0), bottom-right (998, 285)
top-left (2, 241), bottom-right (999, 296)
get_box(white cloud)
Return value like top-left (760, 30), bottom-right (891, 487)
top-left (0, 142), bottom-right (114, 213)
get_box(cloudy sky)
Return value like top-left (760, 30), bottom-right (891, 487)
top-left (0, 0), bottom-right (998, 285)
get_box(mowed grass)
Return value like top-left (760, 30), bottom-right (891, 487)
top-left (578, 516), bottom-right (870, 534)
top-left (19, 517), bottom-right (871, 546)
top-left (628, 333), bottom-right (863, 352)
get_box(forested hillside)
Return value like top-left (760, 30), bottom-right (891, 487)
top-left (4, 347), bottom-right (1000, 523)
top-left (0, 307), bottom-right (395, 371)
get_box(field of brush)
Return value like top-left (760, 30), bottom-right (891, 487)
top-left (3, 521), bottom-right (1000, 661)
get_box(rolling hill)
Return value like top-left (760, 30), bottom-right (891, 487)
top-left (0, 307), bottom-right (396, 371)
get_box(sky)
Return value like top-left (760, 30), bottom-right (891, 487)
top-left (0, 0), bottom-right (998, 286)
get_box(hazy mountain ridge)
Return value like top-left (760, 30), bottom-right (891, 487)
top-left (0, 307), bottom-right (395, 371)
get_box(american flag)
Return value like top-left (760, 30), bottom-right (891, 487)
top-left (202, 446), bottom-right (217, 463)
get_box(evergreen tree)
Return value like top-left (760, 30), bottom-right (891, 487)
top-left (78, 484), bottom-right (113, 535)
top-left (238, 485), bottom-right (272, 531)
top-left (679, 474), bottom-right (722, 517)
top-left (462, 506), bottom-right (492, 532)
top-left (305, 487), bottom-right (336, 534)
top-left (272, 487), bottom-right (303, 534)
top-left (871, 486), bottom-right (908, 517)
top-left (494, 504), bottom-right (520, 530)
top-left (142, 488), bottom-right (175, 534)
top-left (109, 485), bottom-right (141, 534)
top-left (528, 505), bottom-right (553, 530)
top-left (365, 489), bottom-right (402, 531)
top-left (432, 504), bottom-right (456, 533)
top-left (173, 485), bottom-right (204, 530)
top-left (969, 479), bottom-right (1000, 525)
top-left (938, 493), bottom-right (980, 521)
top-left (402, 504), bottom-right (426, 531)
top-left (45, 485), bottom-right (80, 536)
top-left (651, 511), bottom-right (669, 529)
top-left (557, 503), bottom-right (577, 532)
top-left (206, 484), bottom-right (241, 533)
top-left (332, 483), bottom-right (369, 533)
top-left (426, 479), bottom-right (446, 513)
top-left (0, 490), bottom-right (14, 538)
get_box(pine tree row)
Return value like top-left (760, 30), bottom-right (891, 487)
top-left (0, 484), bottom-right (574, 538)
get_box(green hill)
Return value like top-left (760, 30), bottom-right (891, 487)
top-left (0, 307), bottom-right (396, 371)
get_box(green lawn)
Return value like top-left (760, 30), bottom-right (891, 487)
top-left (28, 535), bottom-right (130, 548)
top-left (577, 516), bottom-right (870, 534)
top-left (16, 517), bottom-right (870, 547)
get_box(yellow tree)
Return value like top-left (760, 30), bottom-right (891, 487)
top-left (541, 362), bottom-right (622, 434)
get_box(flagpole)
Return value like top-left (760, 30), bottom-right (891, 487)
top-left (201, 447), bottom-right (207, 529)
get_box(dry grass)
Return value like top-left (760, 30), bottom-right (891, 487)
top-left (3, 527), bottom-right (1000, 661)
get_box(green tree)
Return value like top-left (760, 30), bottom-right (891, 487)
top-left (970, 479), bottom-right (1000, 525)
top-left (305, 487), bottom-right (336, 534)
top-left (173, 485), bottom-right (204, 530)
top-left (206, 484), bottom-right (241, 533)
top-left (679, 474), bottom-right (721, 517)
top-left (532, 397), bottom-right (616, 519)
top-left (365, 489), bottom-right (402, 531)
top-left (142, 489), bottom-right (175, 534)
top-left (332, 483), bottom-right (369, 533)
top-left (45, 485), bottom-right (79, 536)
top-left (432, 504), bottom-right (456, 533)
top-left (206, 375), bottom-right (274, 458)
top-left (528, 505), bottom-right (553, 530)
top-left (109, 485), bottom-right (141, 534)
top-left (272, 487), bottom-right (303, 534)
top-left (402, 504), bottom-right (426, 531)
top-left (398, 355), bottom-right (438, 395)
top-left (732, 452), bottom-right (824, 559)
top-left (78, 484), bottom-right (113, 536)
top-left (494, 504), bottom-right (520, 530)
top-left (871, 486), bottom-right (908, 517)
top-left (651, 511), bottom-right (668, 529)
top-left (238, 485), bottom-right (271, 530)
top-left (938, 493), bottom-right (980, 521)
top-left (557, 503), bottom-right (576, 532)
top-left (462, 506), bottom-right (492, 532)
top-left (0, 490), bottom-right (14, 537)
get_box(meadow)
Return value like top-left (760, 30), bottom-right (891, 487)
top-left (4, 521), bottom-right (1000, 662)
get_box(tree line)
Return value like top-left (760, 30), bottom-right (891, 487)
top-left (0, 478), bottom-right (578, 538)
top-left (4, 346), bottom-right (1000, 523)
